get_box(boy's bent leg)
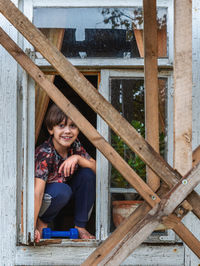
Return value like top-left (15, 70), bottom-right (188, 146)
top-left (39, 182), bottom-right (72, 225)
top-left (69, 168), bottom-right (96, 238)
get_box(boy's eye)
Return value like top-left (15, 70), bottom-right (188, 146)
top-left (70, 123), bottom-right (77, 129)
top-left (59, 124), bottom-right (65, 128)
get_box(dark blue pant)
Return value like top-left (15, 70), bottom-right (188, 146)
top-left (39, 168), bottom-right (96, 228)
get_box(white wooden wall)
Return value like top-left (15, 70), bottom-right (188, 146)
top-left (183, 1), bottom-right (200, 265)
top-left (0, 1), bottom-right (19, 265)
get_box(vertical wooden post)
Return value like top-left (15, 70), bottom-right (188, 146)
top-left (174, 0), bottom-right (193, 262)
top-left (143, 0), bottom-right (160, 191)
top-left (174, 0), bottom-right (192, 175)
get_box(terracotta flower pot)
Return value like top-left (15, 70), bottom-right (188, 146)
top-left (112, 200), bottom-right (143, 227)
top-left (112, 200), bottom-right (167, 231)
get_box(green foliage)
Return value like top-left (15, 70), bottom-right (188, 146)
top-left (111, 120), bottom-right (165, 188)
top-left (111, 120), bottom-right (146, 188)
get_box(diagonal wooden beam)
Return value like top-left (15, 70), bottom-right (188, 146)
top-left (0, 27), bottom-right (159, 207)
top-left (82, 163), bottom-right (200, 265)
top-left (35, 28), bottom-right (65, 142)
top-left (163, 214), bottom-right (200, 257)
top-left (1, 0), bottom-right (200, 220)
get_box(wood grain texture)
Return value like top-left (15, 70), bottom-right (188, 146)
top-left (143, 0), bottom-right (160, 191)
top-left (0, 9), bottom-right (18, 266)
top-left (174, 1), bottom-right (193, 263)
top-left (35, 28), bottom-right (64, 142)
top-left (15, 244), bottom-right (184, 266)
top-left (174, 0), bottom-right (192, 176)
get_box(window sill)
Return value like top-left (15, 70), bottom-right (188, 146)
top-left (31, 238), bottom-right (102, 247)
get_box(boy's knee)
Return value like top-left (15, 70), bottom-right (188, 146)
top-left (55, 184), bottom-right (72, 204)
top-left (46, 183), bottom-right (72, 205)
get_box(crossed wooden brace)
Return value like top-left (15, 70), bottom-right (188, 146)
top-left (1, 0), bottom-right (200, 264)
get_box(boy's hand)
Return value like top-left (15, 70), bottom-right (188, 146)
top-left (59, 155), bottom-right (80, 177)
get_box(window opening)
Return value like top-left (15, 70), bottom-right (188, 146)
top-left (33, 7), bottom-right (167, 59)
top-left (36, 74), bottom-right (98, 236)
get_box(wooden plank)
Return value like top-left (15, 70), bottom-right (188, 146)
top-left (134, 29), bottom-right (144, 57)
top-left (82, 162), bottom-right (200, 265)
top-left (15, 245), bottom-right (185, 266)
top-left (1, 0), bottom-right (200, 220)
top-left (163, 214), bottom-right (200, 257)
top-left (35, 28), bottom-right (64, 142)
top-left (174, 0), bottom-right (192, 176)
top-left (174, 1), bottom-right (193, 262)
top-left (158, 26), bottom-right (167, 57)
top-left (143, 0), bottom-right (160, 192)
top-left (0, 27), bottom-right (159, 208)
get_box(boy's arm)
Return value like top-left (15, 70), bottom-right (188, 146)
top-left (77, 156), bottom-right (96, 173)
top-left (59, 155), bottom-right (96, 177)
top-left (34, 178), bottom-right (46, 229)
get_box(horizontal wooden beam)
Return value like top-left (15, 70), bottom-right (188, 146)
top-left (0, 27), bottom-right (159, 207)
top-left (83, 162), bottom-right (200, 265)
top-left (1, 0), bottom-right (200, 220)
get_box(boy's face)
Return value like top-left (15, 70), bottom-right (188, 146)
top-left (48, 118), bottom-right (79, 152)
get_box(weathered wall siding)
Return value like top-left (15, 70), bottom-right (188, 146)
top-left (15, 244), bottom-right (184, 266)
top-left (0, 2), bottom-right (19, 265)
top-left (184, 1), bottom-right (200, 265)
top-left (192, 0), bottom-right (200, 151)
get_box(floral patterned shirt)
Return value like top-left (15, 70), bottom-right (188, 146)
top-left (35, 137), bottom-right (91, 183)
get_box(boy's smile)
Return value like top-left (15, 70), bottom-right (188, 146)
top-left (48, 118), bottom-right (79, 157)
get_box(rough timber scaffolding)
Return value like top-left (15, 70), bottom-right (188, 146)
top-left (0, 0), bottom-right (200, 265)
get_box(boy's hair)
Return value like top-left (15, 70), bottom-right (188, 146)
top-left (45, 104), bottom-right (68, 130)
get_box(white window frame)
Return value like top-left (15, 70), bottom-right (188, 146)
top-left (98, 69), bottom-right (180, 243)
top-left (20, 0), bottom-right (175, 245)
top-left (18, 69), bottom-right (35, 244)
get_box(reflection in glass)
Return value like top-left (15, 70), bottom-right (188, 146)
top-left (33, 7), bottom-right (167, 58)
top-left (110, 78), bottom-right (167, 188)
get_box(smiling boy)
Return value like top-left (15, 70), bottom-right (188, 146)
top-left (34, 104), bottom-right (96, 242)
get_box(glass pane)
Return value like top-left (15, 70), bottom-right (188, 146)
top-left (33, 7), bottom-right (167, 58)
top-left (110, 79), bottom-right (145, 188)
top-left (110, 77), bottom-right (168, 232)
top-left (110, 78), bottom-right (167, 189)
